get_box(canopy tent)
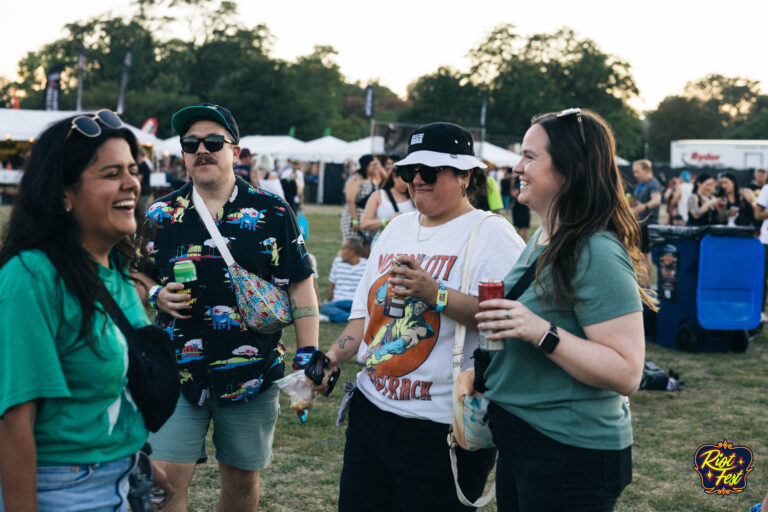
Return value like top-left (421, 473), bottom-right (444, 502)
top-left (0, 108), bottom-right (166, 149)
top-left (616, 156), bottom-right (630, 166)
top-left (474, 141), bottom-right (522, 168)
top-left (238, 135), bottom-right (308, 161)
top-left (300, 135), bottom-right (351, 163)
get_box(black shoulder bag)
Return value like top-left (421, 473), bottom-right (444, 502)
top-left (473, 256), bottom-right (538, 393)
top-left (98, 283), bottom-right (180, 432)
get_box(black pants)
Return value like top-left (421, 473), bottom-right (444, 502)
top-left (488, 402), bottom-right (632, 512)
top-left (338, 391), bottom-right (496, 512)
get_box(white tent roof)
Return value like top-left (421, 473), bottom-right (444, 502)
top-left (0, 108), bottom-right (166, 149)
top-left (238, 135), bottom-right (308, 160)
top-left (474, 141), bottom-right (522, 167)
top-left (300, 135), bottom-right (351, 163)
top-left (341, 136), bottom-right (385, 160)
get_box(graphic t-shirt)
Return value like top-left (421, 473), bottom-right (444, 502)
top-left (349, 210), bottom-right (525, 424)
top-left (0, 250), bottom-right (149, 465)
top-left (140, 178), bottom-right (313, 405)
top-left (484, 228), bottom-right (643, 450)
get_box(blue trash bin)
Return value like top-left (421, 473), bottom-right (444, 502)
top-left (649, 225), bottom-right (763, 353)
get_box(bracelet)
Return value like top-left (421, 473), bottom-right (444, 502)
top-left (293, 345), bottom-right (319, 371)
top-left (147, 285), bottom-right (162, 311)
top-left (381, 217), bottom-right (388, 227)
top-left (351, 219), bottom-right (360, 225)
top-left (434, 283), bottom-right (448, 313)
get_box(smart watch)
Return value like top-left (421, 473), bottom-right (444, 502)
top-left (537, 323), bottom-right (560, 354)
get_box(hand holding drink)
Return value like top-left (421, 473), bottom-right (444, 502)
top-left (478, 278), bottom-right (505, 351)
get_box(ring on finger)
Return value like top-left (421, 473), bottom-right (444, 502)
top-left (506, 310), bottom-right (511, 319)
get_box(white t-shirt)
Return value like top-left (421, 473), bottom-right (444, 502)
top-left (329, 256), bottom-right (368, 302)
top-left (349, 209), bottom-right (525, 424)
top-left (258, 178), bottom-right (285, 199)
top-left (756, 184), bottom-right (768, 244)
top-left (376, 189), bottom-right (416, 220)
top-left (678, 182), bottom-right (694, 222)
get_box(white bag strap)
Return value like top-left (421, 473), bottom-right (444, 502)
top-left (450, 211), bottom-right (499, 508)
top-left (192, 187), bottom-right (235, 267)
top-left (450, 444), bottom-right (496, 508)
top-left (452, 212), bottom-right (499, 379)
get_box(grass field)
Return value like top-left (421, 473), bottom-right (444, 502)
top-left (1, 202), bottom-right (767, 511)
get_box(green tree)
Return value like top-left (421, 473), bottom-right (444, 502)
top-left (647, 96), bottom-right (722, 161)
top-left (684, 74), bottom-right (761, 128)
top-left (399, 67), bottom-right (482, 128)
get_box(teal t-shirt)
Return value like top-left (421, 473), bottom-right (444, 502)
top-left (484, 228), bottom-right (643, 450)
top-left (0, 250), bottom-right (149, 465)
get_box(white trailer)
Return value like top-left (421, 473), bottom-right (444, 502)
top-left (670, 140), bottom-right (768, 169)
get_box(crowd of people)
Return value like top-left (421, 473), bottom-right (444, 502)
top-left (0, 100), bottom-right (763, 512)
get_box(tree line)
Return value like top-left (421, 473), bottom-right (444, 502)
top-left (1, 0), bottom-right (767, 162)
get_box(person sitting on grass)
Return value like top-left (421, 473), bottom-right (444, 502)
top-left (320, 238), bottom-right (367, 323)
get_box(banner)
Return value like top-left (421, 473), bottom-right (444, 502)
top-left (43, 66), bottom-right (63, 111)
top-left (76, 46), bottom-right (85, 112)
top-left (480, 97), bottom-right (487, 128)
top-left (116, 45), bottom-right (133, 115)
top-left (364, 85), bottom-right (374, 118)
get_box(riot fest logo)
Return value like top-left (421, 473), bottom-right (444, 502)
top-left (692, 440), bottom-right (754, 494)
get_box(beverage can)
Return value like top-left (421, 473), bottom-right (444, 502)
top-left (173, 260), bottom-right (197, 283)
top-left (478, 278), bottom-right (505, 351)
top-left (173, 260), bottom-right (198, 314)
top-left (384, 260), bottom-right (409, 318)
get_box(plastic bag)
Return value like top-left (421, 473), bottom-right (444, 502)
top-left (275, 372), bottom-right (314, 410)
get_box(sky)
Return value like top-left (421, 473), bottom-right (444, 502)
top-left (3, 0), bottom-right (767, 113)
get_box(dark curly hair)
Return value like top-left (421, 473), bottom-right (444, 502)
top-left (0, 114), bottom-right (140, 350)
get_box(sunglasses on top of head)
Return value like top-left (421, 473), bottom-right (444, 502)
top-left (396, 165), bottom-right (450, 184)
top-left (66, 109), bottom-right (123, 140)
top-left (556, 107), bottom-right (586, 147)
top-left (180, 134), bottom-right (234, 154)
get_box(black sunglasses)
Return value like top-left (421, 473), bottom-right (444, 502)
top-left (396, 165), bottom-right (449, 184)
top-left (557, 107), bottom-right (586, 147)
top-left (180, 134), bottom-right (234, 154)
top-left (66, 109), bottom-right (123, 140)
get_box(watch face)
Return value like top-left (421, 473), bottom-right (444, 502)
top-left (539, 332), bottom-right (559, 354)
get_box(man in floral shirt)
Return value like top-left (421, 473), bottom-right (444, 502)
top-left (136, 103), bottom-right (319, 512)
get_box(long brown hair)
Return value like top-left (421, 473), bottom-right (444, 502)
top-left (531, 109), bottom-right (656, 310)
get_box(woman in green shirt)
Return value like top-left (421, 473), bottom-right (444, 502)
top-left (0, 112), bottom-right (163, 511)
top-left (476, 109), bottom-right (656, 511)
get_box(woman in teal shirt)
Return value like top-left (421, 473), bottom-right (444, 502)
top-left (0, 112), bottom-right (159, 511)
top-left (476, 108), bottom-right (656, 511)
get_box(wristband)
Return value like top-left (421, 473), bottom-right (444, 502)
top-left (293, 345), bottom-right (319, 371)
top-left (434, 283), bottom-right (448, 313)
top-left (351, 219), bottom-right (360, 225)
top-left (147, 285), bottom-right (162, 311)
top-left (381, 217), bottom-right (388, 227)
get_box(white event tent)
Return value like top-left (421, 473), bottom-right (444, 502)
top-left (474, 141), bottom-right (522, 167)
top-left (0, 108), bottom-right (166, 149)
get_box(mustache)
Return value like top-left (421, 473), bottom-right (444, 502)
top-left (194, 155), bottom-right (217, 166)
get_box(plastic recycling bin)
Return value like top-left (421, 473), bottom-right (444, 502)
top-left (649, 225), bottom-right (764, 352)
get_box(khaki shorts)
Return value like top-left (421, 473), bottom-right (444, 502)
top-left (149, 385), bottom-right (280, 471)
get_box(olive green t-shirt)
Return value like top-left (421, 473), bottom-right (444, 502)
top-left (484, 228), bottom-right (643, 450)
top-left (0, 250), bottom-right (148, 464)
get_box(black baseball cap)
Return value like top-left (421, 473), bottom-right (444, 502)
top-left (394, 122), bottom-right (485, 170)
top-left (171, 103), bottom-right (240, 144)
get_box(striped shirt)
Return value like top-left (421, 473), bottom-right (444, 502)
top-left (329, 257), bottom-right (367, 301)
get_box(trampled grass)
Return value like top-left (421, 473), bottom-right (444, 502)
top-left (1, 202), bottom-right (766, 511)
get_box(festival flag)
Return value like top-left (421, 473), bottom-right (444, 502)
top-left (480, 97), bottom-right (487, 128)
top-left (323, 127), bottom-right (332, 137)
top-left (43, 66), bottom-right (63, 111)
top-left (364, 85), bottom-right (374, 118)
top-left (288, 126), bottom-right (296, 137)
top-left (12, 88), bottom-right (19, 109)
top-left (75, 46), bottom-right (85, 112)
top-left (116, 45), bottom-right (133, 115)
